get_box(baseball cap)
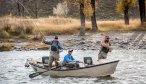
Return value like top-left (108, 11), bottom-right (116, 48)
top-left (68, 49), bottom-right (73, 52)
top-left (54, 35), bottom-right (58, 39)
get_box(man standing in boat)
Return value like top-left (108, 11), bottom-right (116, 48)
top-left (98, 35), bottom-right (112, 61)
top-left (43, 35), bottom-right (63, 70)
top-left (63, 50), bottom-right (84, 68)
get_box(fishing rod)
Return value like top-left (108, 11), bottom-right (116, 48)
top-left (14, 0), bottom-right (45, 39)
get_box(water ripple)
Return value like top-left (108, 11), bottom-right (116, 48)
top-left (0, 50), bottom-right (146, 84)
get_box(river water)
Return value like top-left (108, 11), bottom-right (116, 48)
top-left (0, 50), bottom-right (146, 84)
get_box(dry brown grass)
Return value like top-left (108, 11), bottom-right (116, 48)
top-left (33, 16), bottom-right (91, 34)
top-left (0, 43), bottom-right (14, 51)
top-left (0, 16), bottom-right (144, 36)
top-left (0, 16), bottom-right (34, 35)
top-left (29, 17), bottom-right (145, 33)
top-left (97, 19), bottom-right (142, 32)
top-left (25, 43), bottom-right (50, 50)
top-left (30, 17), bottom-right (144, 34)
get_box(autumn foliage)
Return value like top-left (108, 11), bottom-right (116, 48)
top-left (116, 0), bottom-right (137, 14)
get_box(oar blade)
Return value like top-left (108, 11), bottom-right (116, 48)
top-left (29, 72), bottom-right (43, 78)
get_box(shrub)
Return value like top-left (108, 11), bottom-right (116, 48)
top-left (19, 33), bottom-right (29, 39)
top-left (0, 44), bottom-right (14, 51)
top-left (0, 30), bottom-right (10, 38)
top-left (33, 34), bottom-right (43, 41)
top-left (25, 26), bottom-right (34, 34)
top-left (12, 26), bottom-right (34, 36)
top-left (14, 25), bottom-right (26, 35)
top-left (3, 24), bottom-right (12, 33)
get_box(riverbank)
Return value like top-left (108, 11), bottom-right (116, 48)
top-left (0, 16), bottom-right (145, 39)
top-left (0, 16), bottom-right (146, 51)
top-left (0, 31), bottom-right (146, 51)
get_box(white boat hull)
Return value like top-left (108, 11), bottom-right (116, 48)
top-left (30, 60), bottom-right (119, 77)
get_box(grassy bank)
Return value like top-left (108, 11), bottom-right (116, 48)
top-left (0, 16), bottom-right (145, 39)
top-left (0, 43), bottom-right (14, 51)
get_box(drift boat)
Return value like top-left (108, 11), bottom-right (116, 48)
top-left (26, 57), bottom-right (119, 77)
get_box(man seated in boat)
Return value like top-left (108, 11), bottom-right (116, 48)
top-left (43, 35), bottom-right (63, 70)
top-left (62, 50), bottom-right (84, 69)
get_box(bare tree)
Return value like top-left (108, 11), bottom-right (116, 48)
top-left (17, 0), bottom-right (21, 16)
top-left (34, 0), bottom-right (39, 18)
top-left (91, 0), bottom-right (98, 31)
top-left (80, 1), bottom-right (85, 36)
top-left (138, 0), bottom-right (146, 25)
top-left (123, 3), bottom-right (129, 25)
top-left (16, 0), bottom-right (26, 16)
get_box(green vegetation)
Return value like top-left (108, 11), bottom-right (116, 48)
top-left (0, 30), bottom-right (10, 39)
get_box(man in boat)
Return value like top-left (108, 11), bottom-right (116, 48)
top-left (98, 35), bottom-right (112, 61)
top-left (43, 35), bottom-right (63, 70)
top-left (62, 50), bottom-right (84, 68)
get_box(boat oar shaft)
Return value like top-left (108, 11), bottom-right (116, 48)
top-left (29, 70), bottom-right (48, 78)
top-left (29, 66), bottom-right (61, 78)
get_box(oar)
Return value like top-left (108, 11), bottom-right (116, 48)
top-left (29, 70), bottom-right (48, 78)
top-left (29, 66), bottom-right (61, 78)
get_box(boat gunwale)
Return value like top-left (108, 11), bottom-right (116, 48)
top-left (30, 60), bottom-right (120, 71)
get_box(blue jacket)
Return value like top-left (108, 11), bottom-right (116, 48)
top-left (44, 40), bottom-right (63, 50)
top-left (63, 54), bottom-right (79, 64)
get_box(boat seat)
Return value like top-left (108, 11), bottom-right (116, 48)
top-left (42, 56), bottom-right (49, 64)
top-left (84, 57), bottom-right (93, 65)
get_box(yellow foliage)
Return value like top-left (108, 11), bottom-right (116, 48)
top-left (116, 1), bottom-right (124, 14)
top-left (64, 0), bottom-right (93, 16)
top-left (116, 0), bottom-right (137, 14)
top-left (128, 0), bottom-right (137, 6)
top-left (83, 0), bottom-right (93, 16)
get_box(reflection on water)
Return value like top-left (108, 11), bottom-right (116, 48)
top-left (0, 50), bottom-right (146, 84)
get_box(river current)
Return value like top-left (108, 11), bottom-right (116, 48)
top-left (0, 50), bottom-right (146, 84)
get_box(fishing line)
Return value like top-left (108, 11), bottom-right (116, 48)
top-left (14, 0), bottom-right (45, 39)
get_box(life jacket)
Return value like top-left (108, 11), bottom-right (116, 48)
top-left (51, 40), bottom-right (61, 49)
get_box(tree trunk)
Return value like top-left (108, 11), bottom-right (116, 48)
top-left (124, 6), bottom-right (129, 25)
top-left (17, 2), bottom-right (21, 16)
top-left (139, 0), bottom-right (145, 25)
top-left (80, 2), bottom-right (85, 36)
top-left (17, 0), bottom-right (25, 16)
top-left (22, 0), bottom-right (25, 16)
top-left (34, 0), bottom-right (39, 18)
top-left (91, 0), bottom-right (98, 31)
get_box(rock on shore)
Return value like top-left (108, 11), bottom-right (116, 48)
top-left (0, 32), bottom-right (146, 51)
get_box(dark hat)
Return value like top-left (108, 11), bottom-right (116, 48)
top-left (54, 35), bottom-right (58, 39)
top-left (68, 49), bottom-right (73, 52)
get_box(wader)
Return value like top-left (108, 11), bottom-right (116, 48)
top-left (98, 46), bottom-right (109, 60)
top-left (48, 46), bottom-right (60, 70)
